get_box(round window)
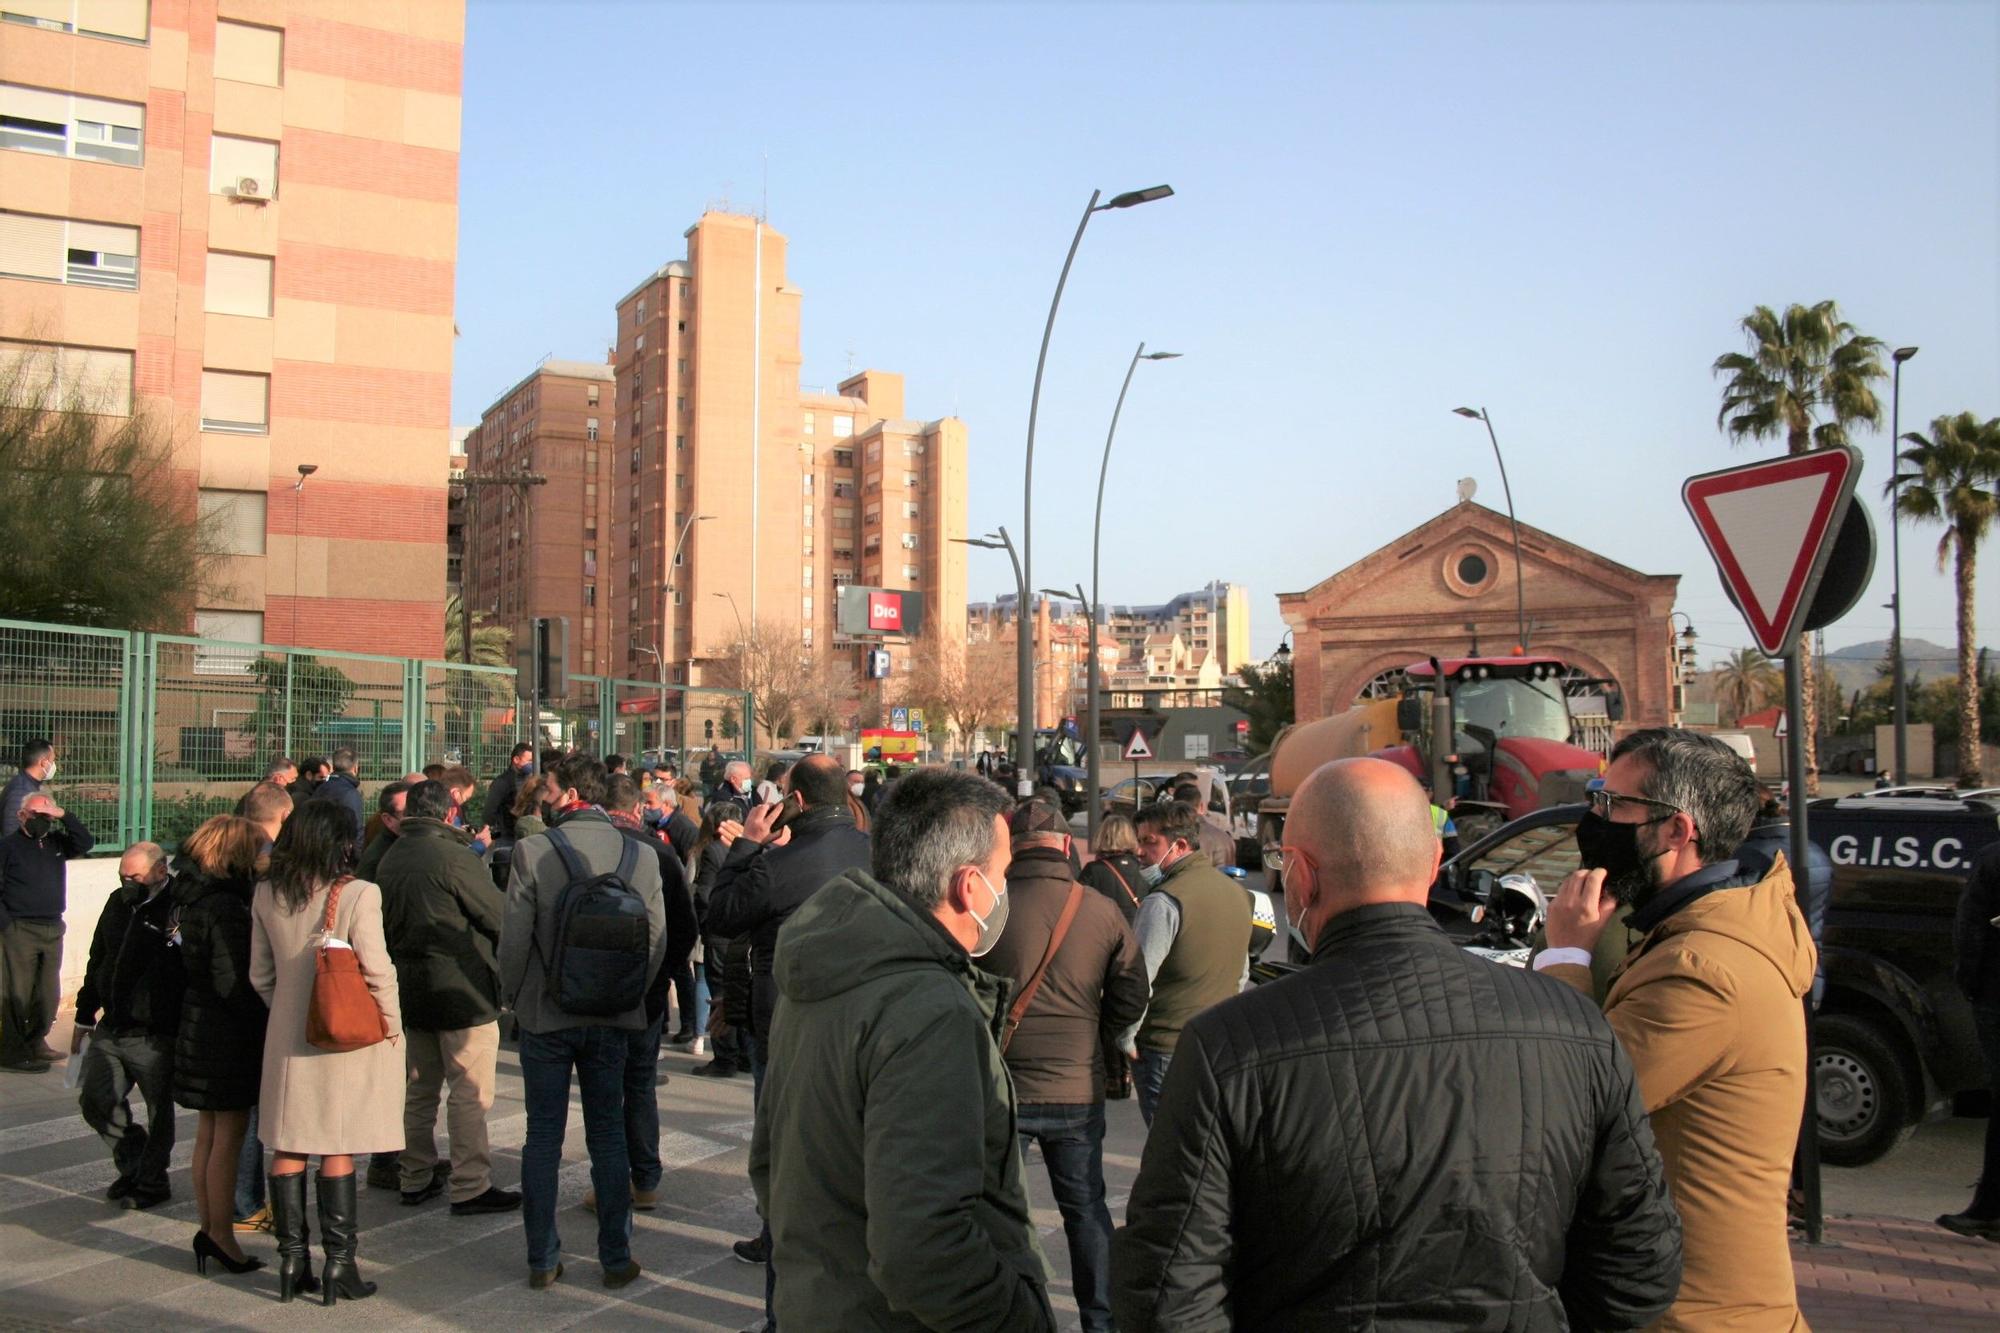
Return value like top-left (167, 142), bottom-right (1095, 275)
top-left (1456, 553), bottom-right (1489, 586)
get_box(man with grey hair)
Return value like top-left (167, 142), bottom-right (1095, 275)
top-left (721, 758), bottom-right (756, 804)
top-left (1542, 726), bottom-right (1814, 1331)
top-left (750, 768), bottom-right (1056, 1332)
top-left (73, 841), bottom-right (183, 1207)
top-left (1113, 758), bottom-right (1681, 1330)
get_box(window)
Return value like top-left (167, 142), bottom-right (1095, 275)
top-left (635, 333), bottom-right (644, 352)
top-left (209, 134), bottom-right (277, 197)
top-left (584, 584), bottom-right (596, 607)
top-left (903, 564), bottom-right (921, 581)
top-left (904, 501), bottom-right (919, 520)
top-left (193, 609), bottom-right (262, 674)
top-left (587, 383), bottom-right (600, 407)
top-left (584, 548), bottom-right (597, 576)
top-left (904, 471), bottom-right (920, 489)
top-left (802, 503), bottom-right (814, 527)
top-left (4, 0), bottom-right (151, 41)
top-left (631, 399), bottom-right (642, 429)
top-left (586, 417), bottom-right (598, 441)
top-left (199, 368), bottom-right (268, 433)
top-left (214, 20), bottom-right (282, 85)
top-left (801, 596), bottom-right (813, 618)
top-left (676, 396), bottom-right (685, 414)
top-left (831, 480), bottom-right (855, 499)
top-left (1, 85), bottom-right (144, 164)
top-left (901, 533), bottom-right (918, 550)
top-left (801, 473), bottom-right (814, 494)
top-left (833, 448), bottom-right (854, 469)
top-left (675, 434), bottom-right (685, 451)
top-left (802, 565), bottom-right (813, 588)
top-left (802, 410), bottom-right (815, 436)
top-left (866, 440), bottom-right (881, 462)
top-left (0, 212), bottom-right (138, 290)
top-left (198, 489), bottom-right (266, 554)
top-left (832, 413), bottom-right (854, 438)
top-left (676, 357), bottom-right (687, 376)
top-left (673, 588), bottom-right (684, 606)
top-left (0, 340), bottom-right (132, 414)
top-left (635, 298), bottom-right (646, 323)
top-left (204, 251), bottom-right (272, 316)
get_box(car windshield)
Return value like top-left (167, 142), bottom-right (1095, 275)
top-left (1453, 678), bottom-right (1574, 742)
top-left (1463, 819), bottom-right (1582, 885)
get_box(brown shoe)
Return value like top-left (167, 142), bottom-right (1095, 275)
top-left (33, 1040), bottom-right (61, 1062)
top-left (602, 1260), bottom-right (641, 1289)
top-left (528, 1262), bottom-right (563, 1290)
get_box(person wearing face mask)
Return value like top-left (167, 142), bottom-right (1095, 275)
top-left (705, 754), bottom-right (871, 1318)
top-left (487, 744), bottom-right (535, 844)
top-left (1117, 799), bottom-right (1252, 1125)
top-left (980, 801), bottom-right (1147, 1333)
top-left (722, 759), bottom-right (758, 807)
top-left (1, 738), bottom-right (58, 838)
top-left (354, 783), bottom-right (411, 884)
top-left (751, 768), bottom-right (1057, 1332)
top-left (0, 792), bottom-right (94, 1071)
top-left (73, 842), bottom-right (185, 1208)
top-left (1111, 759), bottom-right (1681, 1331)
top-left (1539, 727), bottom-right (1813, 1333)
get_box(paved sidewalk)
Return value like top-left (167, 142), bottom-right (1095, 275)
top-left (1795, 1214), bottom-right (2000, 1330)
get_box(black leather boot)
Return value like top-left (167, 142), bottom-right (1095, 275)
top-left (268, 1171), bottom-right (320, 1301)
top-left (315, 1171), bottom-right (376, 1305)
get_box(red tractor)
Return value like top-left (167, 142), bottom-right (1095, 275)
top-left (1378, 655), bottom-right (1612, 837)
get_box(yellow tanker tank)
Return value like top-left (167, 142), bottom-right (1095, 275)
top-left (1257, 698), bottom-right (1402, 860)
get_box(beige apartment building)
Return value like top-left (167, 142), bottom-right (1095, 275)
top-left (0, 1), bottom-right (464, 657)
top-left (459, 360), bottom-right (615, 675)
top-left (1103, 581), bottom-right (1252, 675)
top-left (605, 212), bottom-right (968, 693)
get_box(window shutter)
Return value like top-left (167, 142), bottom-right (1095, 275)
top-left (4, 1), bottom-right (70, 27)
top-left (200, 369), bottom-right (268, 429)
top-left (0, 84), bottom-right (71, 123)
top-left (213, 20), bottom-right (282, 86)
top-left (209, 135), bottom-right (277, 195)
top-left (75, 0), bottom-right (149, 40)
top-left (67, 219), bottom-right (138, 259)
top-left (70, 93), bottom-right (144, 131)
top-left (199, 489), bottom-right (267, 555)
top-left (61, 346), bottom-right (133, 414)
top-left (0, 211), bottom-right (64, 280)
top-left (204, 251), bottom-right (271, 317)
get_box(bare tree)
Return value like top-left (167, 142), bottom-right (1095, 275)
top-left (797, 652), bottom-right (859, 738)
top-left (905, 634), bottom-right (1016, 757)
top-left (708, 618), bottom-right (810, 746)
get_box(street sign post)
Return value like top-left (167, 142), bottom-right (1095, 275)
top-left (1120, 724), bottom-right (1155, 795)
top-left (1683, 444), bottom-right (1869, 1250)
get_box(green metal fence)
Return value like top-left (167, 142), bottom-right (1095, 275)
top-left (0, 618), bottom-right (750, 854)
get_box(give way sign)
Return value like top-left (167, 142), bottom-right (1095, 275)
top-left (1682, 446), bottom-right (1861, 658)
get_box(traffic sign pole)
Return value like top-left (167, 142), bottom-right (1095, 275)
top-left (1785, 651), bottom-right (1823, 1246)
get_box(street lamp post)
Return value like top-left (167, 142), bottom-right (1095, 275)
top-left (1888, 346), bottom-right (1918, 781)
top-left (1019, 184), bottom-right (1174, 797)
top-left (1074, 341), bottom-right (1181, 837)
top-left (954, 528), bottom-right (1027, 784)
top-left (655, 512), bottom-right (712, 754)
top-left (291, 463), bottom-right (317, 644)
top-left (1668, 612), bottom-right (1699, 724)
top-left (1452, 407), bottom-right (1529, 652)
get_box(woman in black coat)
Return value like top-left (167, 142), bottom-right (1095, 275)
top-left (173, 815), bottom-right (271, 1277)
top-left (690, 800), bottom-right (747, 1078)
top-left (1079, 812), bottom-right (1149, 923)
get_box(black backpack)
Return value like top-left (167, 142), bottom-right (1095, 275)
top-left (541, 826), bottom-right (650, 1017)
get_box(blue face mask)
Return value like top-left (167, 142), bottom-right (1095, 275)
top-left (1138, 861), bottom-right (1165, 888)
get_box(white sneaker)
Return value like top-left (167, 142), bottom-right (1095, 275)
top-left (690, 1036), bottom-right (708, 1056)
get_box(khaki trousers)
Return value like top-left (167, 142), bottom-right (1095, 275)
top-left (400, 1020), bottom-right (499, 1202)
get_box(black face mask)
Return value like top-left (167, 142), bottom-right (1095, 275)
top-left (1575, 810), bottom-right (1673, 906)
top-left (118, 874), bottom-right (151, 903)
top-left (22, 814), bottom-right (55, 840)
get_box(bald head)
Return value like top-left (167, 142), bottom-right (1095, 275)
top-left (1286, 759), bottom-right (1444, 945)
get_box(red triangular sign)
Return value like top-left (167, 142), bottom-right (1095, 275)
top-left (1121, 728), bottom-right (1153, 760)
top-left (1682, 447), bottom-right (1860, 658)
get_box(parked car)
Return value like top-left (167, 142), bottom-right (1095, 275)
top-left (1429, 791), bottom-right (2000, 1167)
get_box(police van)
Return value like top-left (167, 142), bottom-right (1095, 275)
top-left (1807, 791), bottom-right (1997, 1164)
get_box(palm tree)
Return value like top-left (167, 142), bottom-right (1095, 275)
top-left (1892, 412), bottom-right (2000, 786)
top-left (1713, 648), bottom-right (1783, 724)
top-left (445, 594), bottom-right (512, 667)
top-left (1712, 300), bottom-right (1887, 793)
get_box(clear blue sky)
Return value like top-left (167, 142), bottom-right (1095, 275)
top-left (453, 1), bottom-right (2000, 668)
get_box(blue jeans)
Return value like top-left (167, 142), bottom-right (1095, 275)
top-left (624, 1015), bottom-right (665, 1191)
top-left (519, 1026), bottom-right (632, 1271)
top-left (234, 1102), bottom-right (265, 1217)
top-left (1136, 1048), bottom-right (1173, 1126)
top-left (1018, 1102), bottom-right (1113, 1333)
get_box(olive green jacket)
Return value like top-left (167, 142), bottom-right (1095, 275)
top-left (749, 869), bottom-right (1055, 1331)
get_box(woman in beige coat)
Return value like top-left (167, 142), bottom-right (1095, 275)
top-left (251, 801), bottom-right (404, 1306)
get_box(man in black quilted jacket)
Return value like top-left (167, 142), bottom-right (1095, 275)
top-left (1111, 757), bottom-right (1682, 1331)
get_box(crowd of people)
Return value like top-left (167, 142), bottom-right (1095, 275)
top-left (0, 725), bottom-right (1995, 1328)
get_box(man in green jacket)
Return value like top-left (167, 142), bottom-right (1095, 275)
top-left (376, 780), bottom-right (518, 1216)
top-left (750, 768), bottom-right (1055, 1332)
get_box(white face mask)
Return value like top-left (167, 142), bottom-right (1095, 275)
top-left (42, 761), bottom-right (57, 780)
top-left (966, 867), bottom-right (1010, 957)
top-left (850, 782), bottom-right (865, 797)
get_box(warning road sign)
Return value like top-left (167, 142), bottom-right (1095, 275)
top-left (1683, 446), bottom-right (1861, 658)
top-left (1120, 728), bottom-right (1154, 761)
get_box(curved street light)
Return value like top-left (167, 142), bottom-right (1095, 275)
top-left (1452, 407), bottom-right (1529, 652)
top-left (1018, 184), bottom-right (1174, 795)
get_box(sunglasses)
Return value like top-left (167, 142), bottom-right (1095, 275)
top-left (1584, 788), bottom-right (1681, 821)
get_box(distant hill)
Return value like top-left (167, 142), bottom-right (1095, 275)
top-left (1820, 638), bottom-right (1990, 697)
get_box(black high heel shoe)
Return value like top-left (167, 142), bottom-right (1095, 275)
top-left (192, 1229), bottom-right (266, 1275)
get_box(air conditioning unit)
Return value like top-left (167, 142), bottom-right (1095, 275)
top-left (228, 176), bottom-right (269, 201)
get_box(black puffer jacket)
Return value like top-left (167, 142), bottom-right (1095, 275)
top-left (171, 868), bottom-right (268, 1111)
top-left (1078, 852), bottom-right (1148, 922)
top-left (1111, 902), bottom-right (1682, 1332)
top-left (706, 805), bottom-right (871, 1043)
top-left (76, 883), bottom-right (184, 1038)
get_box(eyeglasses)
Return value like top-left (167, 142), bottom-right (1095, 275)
top-left (1584, 788), bottom-right (1681, 821)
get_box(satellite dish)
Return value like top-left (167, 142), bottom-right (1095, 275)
top-left (1456, 477), bottom-right (1478, 503)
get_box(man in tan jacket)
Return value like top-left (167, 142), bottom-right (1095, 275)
top-left (1542, 728), bottom-right (1817, 1331)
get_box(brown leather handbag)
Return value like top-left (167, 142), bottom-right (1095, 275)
top-left (306, 876), bottom-right (388, 1052)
